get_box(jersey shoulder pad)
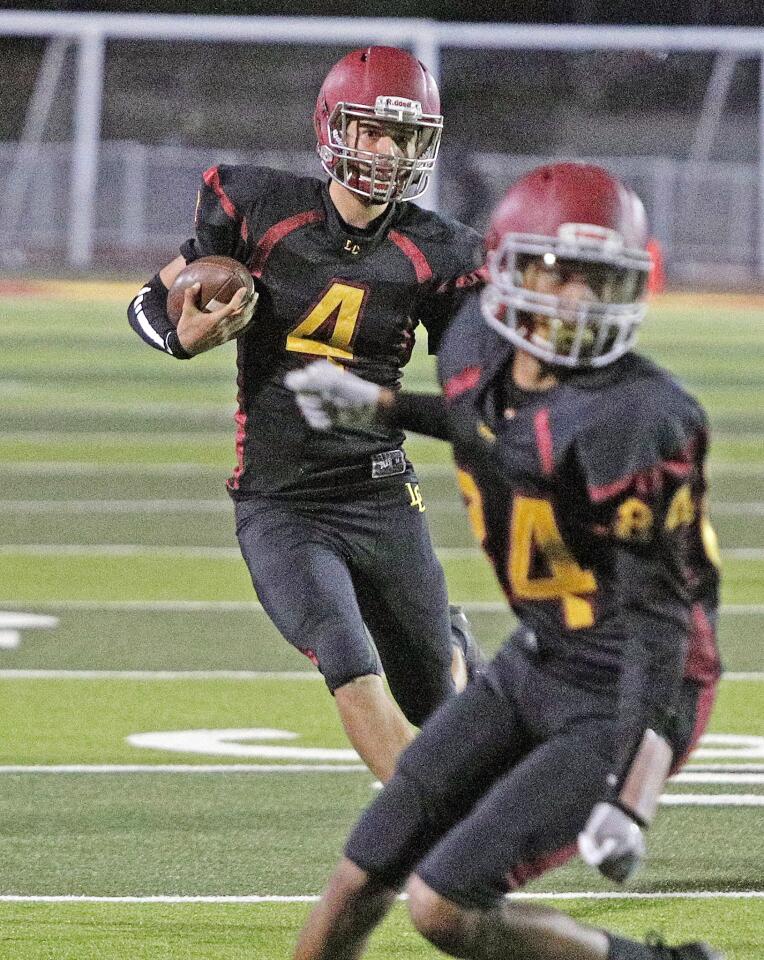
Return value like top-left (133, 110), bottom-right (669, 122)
top-left (201, 165), bottom-right (323, 219)
top-left (437, 290), bottom-right (507, 397)
top-left (572, 361), bottom-right (706, 502)
top-left (397, 204), bottom-right (483, 274)
top-left (200, 163), bottom-right (271, 210)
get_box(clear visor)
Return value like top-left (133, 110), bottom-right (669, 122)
top-left (512, 253), bottom-right (649, 305)
top-left (483, 240), bottom-right (652, 368)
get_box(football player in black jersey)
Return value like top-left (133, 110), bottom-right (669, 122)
top-left (287, 164), bottom-right (723, 960)
top-left (127, 46), bottom-right (484, 783)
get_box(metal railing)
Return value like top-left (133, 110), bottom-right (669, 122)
top-left (2, 12), bottom-right (764, 277)
top-left (0, 140), bottom-right (758, 282)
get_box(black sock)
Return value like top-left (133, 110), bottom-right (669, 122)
top-left (608, 934), bottom-right (658, 960)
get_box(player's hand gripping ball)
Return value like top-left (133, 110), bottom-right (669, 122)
top-left (166, 255), bottom-right (256, 324)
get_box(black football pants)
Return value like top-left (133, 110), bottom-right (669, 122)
top-left (234, 473), bottom-right (455, 726)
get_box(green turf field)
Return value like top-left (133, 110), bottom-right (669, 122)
top-left (1, 287), bottom-right (762, 959)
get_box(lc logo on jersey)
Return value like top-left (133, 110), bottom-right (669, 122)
top-left (405, 482), bottom-right (426, 512)
top-left (344, 239), bottom-right (361, 255)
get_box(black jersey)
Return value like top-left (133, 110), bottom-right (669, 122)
top-left (437, 292), bottom-right (721, 715)
top-left (177, 165), bottom-right (481, 498)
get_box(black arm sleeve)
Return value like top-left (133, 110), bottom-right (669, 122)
top-left (379, 391), bottom-right (450, 440)
top-left (611, 544), bottom-right (688, 791)
top-left (127, 273), bottom-right (192, 360)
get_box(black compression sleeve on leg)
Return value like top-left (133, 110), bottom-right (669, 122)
top-left (127, 273), bottom-right (192, 359)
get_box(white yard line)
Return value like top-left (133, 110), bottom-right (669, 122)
top-left (0, 891), bottom-right (760, 904)
top-left (0, 762), bottom-right (764, 780)
top-left (0, 670), bottom-right (324, 680)
top-left (1, 500), bottom-right (231, 513)
top-left (0, 462), bottom-right (218, 475)
top-left (9, 430), bottom-right (764, 442)
top-left (0, 544), bottom-right (761, 560)
top-left (0, 764), bottom-right (366, 774)
top-left (0, 461), bottom-right (762, 476)
top-left (0, 600), bottom-right (761, 617)
top-left (3, 499), bottom-right (764, 516)
top-left (0, 544), bottom-right (244, 559)
top-left (659, 794), bottom-right (764, 806)
top-left (0, 670), bottom-right (760, 681)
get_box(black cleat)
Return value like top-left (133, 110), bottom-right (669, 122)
top-left (449, 604), bottom-right (485, 683)
top-left (647, 936), bottom-right (725, 960)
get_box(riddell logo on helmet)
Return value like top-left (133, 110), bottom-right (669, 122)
top-left (375, 96), bottom-right (422, 119)
top-left (558, 223), bottom-right (624, 251)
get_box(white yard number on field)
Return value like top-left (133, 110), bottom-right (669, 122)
top-left (0, 612), bottom-right (58, 649)
top-left (127, 728), bottom-right (359, 760)
top-left (124, 729), bottom-right (764, 805)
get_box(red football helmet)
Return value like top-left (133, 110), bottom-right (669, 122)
top-left (314, 46), bottom-right (443, 203)
top-left (482, 163), bottom-right (653, 368)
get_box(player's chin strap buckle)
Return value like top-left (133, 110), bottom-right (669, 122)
top-left (371, 449), bottom-right (406, 479)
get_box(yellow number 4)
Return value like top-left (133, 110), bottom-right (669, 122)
top-left (287, 281), bottom-right (367, 361)
top-left (509, 496), bottom-right (597, 629)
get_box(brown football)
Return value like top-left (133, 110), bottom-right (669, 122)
top-left (166, 255), bottom-right (255, 324)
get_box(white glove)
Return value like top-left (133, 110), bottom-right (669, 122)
top-left (578, 801), bottom-right (646, 883)
top-left (284, 360), bottom-right (383, 431)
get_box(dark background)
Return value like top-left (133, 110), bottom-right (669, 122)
top-left (1, 1), bottom-right (763, 25)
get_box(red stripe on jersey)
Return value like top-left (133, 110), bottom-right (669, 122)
top-left (436, 264), bottom-right (488, 294)
top-left (227, 403), bottom-right (247, 492)
top-left (443, 365), bottom-right (481, 401)
top-left (588, 435), bottom-right (697, 503)
top-left (388, 230), bottom-right (433, 284)
top-left (533, 408), bottom-right (554, 476)
top-left (251, 209), bottom-right (324, 278)
top-left (684, 601), bottom-right (722, 687)
top-left (203, 166), bottom-right (239, 222)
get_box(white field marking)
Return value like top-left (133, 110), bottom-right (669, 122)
top-left (1, 499), bottom-right (230, 513)
top-left (0, 670), bottom-right (761, 682)
top-left (671, 771), bottom-right (764, 784)
top-left (685, 764), bottom-right (764, 771)
top-left (0, 764), bottom-right (366, 774)
top-left (0, 461), bottom-right (762, 477)
top-left (0, 670), bottom-right (323, 680)
top-left (124, 731), bottom-right (759, 767)
top-left (127, 728), bottom-right (359, 761)
top-left (694, 734), bottom-right (764, 759)
top-left (0, 544), bottom-right (760, 561)
top-left (0, 613), bottom-right (58, 629)
top-left (9, 430), bottom-right (764, 443)
top-left (660, 794), bottom-right (764, 806)
top-left (0, 891), bottom-right (761, 904)
top-left (2, 768), bottom-right (759, 785)
top-left (0, 600), bottom-right (761, 619)
top-left (0, 462), bottom-right (220, 475)
top-left (0, 611), bottom-right (58, 648)
top-left (0, 600), bottom-right (272, 612)
top-left (4, 499), bottom-right (764, 517)
top-left (3, 431), bottom-right (228, 443)
top-left (0, 544), bottom-right (241, 559)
